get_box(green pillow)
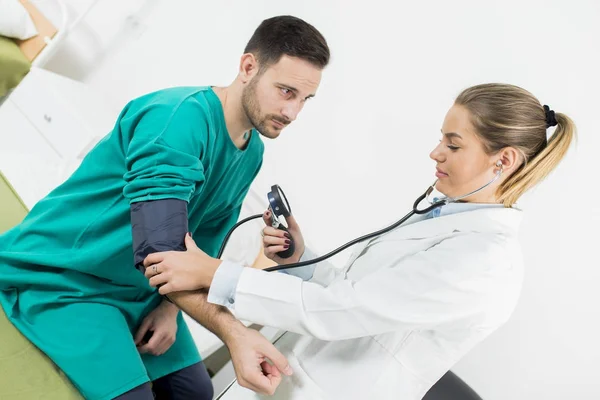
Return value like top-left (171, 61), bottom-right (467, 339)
top-left (0, 35), bottom-right (31, 98)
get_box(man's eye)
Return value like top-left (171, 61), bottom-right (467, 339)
top-left (280, 88), bottom-right (290, 95)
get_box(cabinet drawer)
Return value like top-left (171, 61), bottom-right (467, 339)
top-left (0, 101), bottom-right (63, 209)
top-left (9, 71), bottom-right (95, 160)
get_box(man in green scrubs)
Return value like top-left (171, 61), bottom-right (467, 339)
top-left (0, 15), bottom-right (329, 400)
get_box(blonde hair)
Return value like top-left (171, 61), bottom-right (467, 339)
top-left (455, 83), bottom-right (576, 207)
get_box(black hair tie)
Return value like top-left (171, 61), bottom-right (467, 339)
top-left (543, 105), bottom-right (558, 128)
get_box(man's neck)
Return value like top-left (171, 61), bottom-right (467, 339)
top-left (212, 83), bottom-right (252, 149)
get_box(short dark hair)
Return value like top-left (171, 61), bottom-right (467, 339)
top-left (244, 15), bottom-right (330, 70)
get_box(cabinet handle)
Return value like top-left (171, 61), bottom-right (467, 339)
top-left (44, 114), bottom-right (52, 123)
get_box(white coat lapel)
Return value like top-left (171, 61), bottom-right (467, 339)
top-left (343, 207), bottom-right (521, 267)
top-left (342, 214), bottom-right (436, 266)
top-left (370, 207), bottom-right (522, 243)
top-left (345, 240), bottom-right (371, 266)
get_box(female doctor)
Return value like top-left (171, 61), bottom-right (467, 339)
top-left (142, 83), bottom-right (576, 399)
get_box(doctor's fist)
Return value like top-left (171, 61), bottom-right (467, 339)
top-left (262, 210), bottom-right (305, 264)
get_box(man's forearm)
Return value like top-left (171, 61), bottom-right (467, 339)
top-left (167, 290), bottom-right (244, 344)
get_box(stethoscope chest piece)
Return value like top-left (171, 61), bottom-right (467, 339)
top-left (267, 185), bottom-right (296, 259)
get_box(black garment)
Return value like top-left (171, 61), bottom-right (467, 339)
top-left (114, 362), bottom-right (214, 400)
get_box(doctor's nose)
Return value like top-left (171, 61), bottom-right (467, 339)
top-left (429, 143), bottom-right (445, 163)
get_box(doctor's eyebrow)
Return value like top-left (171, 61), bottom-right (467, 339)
top-left (440, 130), bottom-right (463, 140)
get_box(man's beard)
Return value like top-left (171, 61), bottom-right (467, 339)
top-left (242, 79), bottom-right (287, 138)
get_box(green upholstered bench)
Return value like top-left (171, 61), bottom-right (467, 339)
top-left (0, 171), bottom-right (82, 399)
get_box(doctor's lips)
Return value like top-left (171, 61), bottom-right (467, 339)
top-left (435, 167), bottom-right (449, 178)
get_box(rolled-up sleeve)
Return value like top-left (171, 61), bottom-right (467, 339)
top-left (122, 100), bottom-right (207, 204)
top-left (207, 261), bottom-right (244, 308)
top-left (209, 248), bottom-right (320, 308)
top-left (278, 248), bottom-right (318, 281)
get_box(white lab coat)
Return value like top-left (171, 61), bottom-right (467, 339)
top-left (217, 207), bottom-right (524, 400)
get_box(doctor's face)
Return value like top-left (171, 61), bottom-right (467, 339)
top-left (242, 55), bottom-right (322, 139)
top-left (429, 104), bottom-right (500, 202)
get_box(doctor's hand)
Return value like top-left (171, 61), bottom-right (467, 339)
top-left (143, 233), bottom-right (221, 294)
top-left (262, 209), bottom-right (305, 264)
top-left (134, 299), bottom-right (179, 356)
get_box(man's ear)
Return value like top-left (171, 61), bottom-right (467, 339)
top-left (239, 53), bottom-right (259, 84)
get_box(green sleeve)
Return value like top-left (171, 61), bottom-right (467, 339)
top-left (122, 99), bottom-right (208, 203)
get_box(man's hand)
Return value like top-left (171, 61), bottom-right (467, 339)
top-left (134, 300), bottom-right (179, 356)
top-left (144, 233), bottom-right (221, 294)
top-left (224, 323), bottom-right (293, 395)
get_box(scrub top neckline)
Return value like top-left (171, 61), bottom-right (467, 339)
top-left (207, 86), bottom-right (255, 156)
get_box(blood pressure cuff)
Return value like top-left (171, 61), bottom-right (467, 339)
top-left (130, 198), bottom-right (189, 273)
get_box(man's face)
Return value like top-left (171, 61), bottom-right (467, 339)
top-left (242, 55), bottom-right (322, 139)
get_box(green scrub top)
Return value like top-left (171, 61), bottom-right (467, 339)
top-left (0, 86), bottom-right (264, 400)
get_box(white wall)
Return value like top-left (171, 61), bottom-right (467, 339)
top-left (46, 0), bottom-right (600, 399)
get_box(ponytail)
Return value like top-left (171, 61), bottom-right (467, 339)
top-left (497, 113), bottom-right (576, 207)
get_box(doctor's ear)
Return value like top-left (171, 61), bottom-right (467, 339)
top-left (495, 147), bottom-right (521, 174)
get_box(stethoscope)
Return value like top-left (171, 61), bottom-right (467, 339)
top-left (216, 161), bottom-right (504, 272)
